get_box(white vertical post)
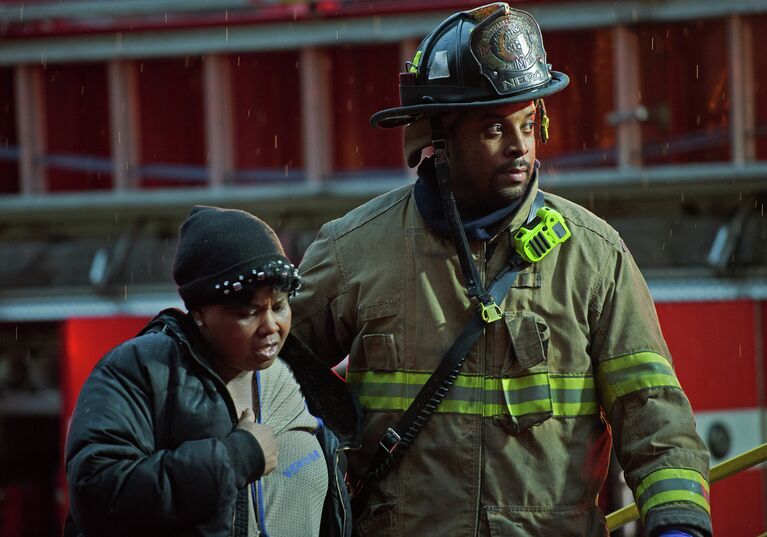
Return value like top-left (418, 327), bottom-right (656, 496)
top-left (300, 47), bottom-right (332, 184)
top-left (14, 64), bottom-right (46, 194)
top-left (728, 15), bottom-right (756, 165)
top-left (612, 26), bottom-right (642, 168)
top-left (203, 54), bottom-right (235, 187)
top-left (108, 60), bottom-right (140, 191)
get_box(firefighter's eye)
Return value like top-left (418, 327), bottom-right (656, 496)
top-left (521, 120), bottom-right (535, 133)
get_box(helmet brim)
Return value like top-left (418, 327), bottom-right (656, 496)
top-left (370, 70), bottom-right (569, 129)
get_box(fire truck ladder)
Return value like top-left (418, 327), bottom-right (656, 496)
top-left (606, 443), bottom-right (767, 531)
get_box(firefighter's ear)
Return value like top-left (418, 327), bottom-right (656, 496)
top-left (192, 312), bottom-right (204, 327)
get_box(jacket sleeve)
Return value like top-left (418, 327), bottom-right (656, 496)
top-left (588, 242), bottom-right (713, 537)
top-left (291, 221), bottom-right (353, 367)
top-left (65, 337), bottom-right (265, 535)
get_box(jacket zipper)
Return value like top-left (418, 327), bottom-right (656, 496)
top-left (473, 242), bottom-right (487, 537)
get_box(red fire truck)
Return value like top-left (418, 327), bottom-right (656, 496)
top-left (1, 1), bottom-right (767, 535)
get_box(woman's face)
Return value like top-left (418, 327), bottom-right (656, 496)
top-left (195, 286), bottom-right (292, 379)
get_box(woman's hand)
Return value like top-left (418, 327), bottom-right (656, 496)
top-left (237, 409), bottom-right (278, 475)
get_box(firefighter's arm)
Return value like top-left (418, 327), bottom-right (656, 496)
top-left (291, 220), bottom-right (353, 367)
top-left (589, 243), bottom-right (712, 537)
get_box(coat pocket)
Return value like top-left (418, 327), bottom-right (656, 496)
top-left (501, 311), bottom-right (551, 375)
top-left (361, 333), bottom-right (399, 371)
top-left (355, 298), bottom-right (401, 372)
top-left (485, 506), bottom-right (608, 537)
top-left (492, 311), bottom-right (553, 434)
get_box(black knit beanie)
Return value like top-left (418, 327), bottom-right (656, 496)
top-left (173, 205), bottom-right (301, 309)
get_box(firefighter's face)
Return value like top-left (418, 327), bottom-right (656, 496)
top-left (447, 101), bottom-right (537, 218)
top-left (195, 285), bottom-right (291, 381)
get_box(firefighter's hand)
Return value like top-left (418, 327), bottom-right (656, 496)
top-left (237, 408), bottom-right (278, 476)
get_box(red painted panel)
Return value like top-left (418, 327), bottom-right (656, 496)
top-left (328, 44), bottom-right (403, 173)
top-left (710, 470), bottom-right (766, 535)
top-left (60, 317), bottom-right (149, 432)
top-left (656, 301), bottom-right (756, 411)
top-left (231, 51), bottom-right (303, 179)
top-left (137, 57), bottom-right (206, 188)
top-left (539, 28), bottom-right (616, 170)
top-left (637, 20), bottom-right (730, 164)
top-left (43, 63), bottom-right (112, 191)
top-left (751, 16), bottom-right (767, 161)
top-left (58, 316), bottom-right (149, 524)
top-left (0, 67), bottom-right (19, 193)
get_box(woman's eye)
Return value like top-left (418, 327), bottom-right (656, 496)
top-left (273, 301), bottom-right (288, 312)
top-left (522, 121), bottom-right (535, 133)
top-left (486, 124), bottom-right (503, 135)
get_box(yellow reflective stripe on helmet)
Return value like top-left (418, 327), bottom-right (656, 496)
top-left (596, 352), bottom-right (681, 412)
top-left (635, 468), bottom-right (710, 520)
top-left (346, 371), bottom-right (599, 417)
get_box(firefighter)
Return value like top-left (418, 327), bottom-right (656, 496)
top-left (289, 3), bottom-right (712, 536)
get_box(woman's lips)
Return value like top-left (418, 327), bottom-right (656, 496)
top-left (253, 342), bottom-right (279, 361)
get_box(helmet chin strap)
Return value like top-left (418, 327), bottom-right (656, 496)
top-left (429, 115), bottom-right (500, 321)
top-left (536, 99), bottom-right (550, 144)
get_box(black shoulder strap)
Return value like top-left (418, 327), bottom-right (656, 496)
top-left (352, 191), bottom-right (545, 512)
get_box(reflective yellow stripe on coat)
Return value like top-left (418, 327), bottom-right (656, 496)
top-left (636, 468), bottom-right (711, 520)
top-left (345, 371), bottom-right (599, 418)
top-left (596, 351), bottom-right (681, 413)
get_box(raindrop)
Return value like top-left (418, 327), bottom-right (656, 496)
top-left (584, 74), bottom-right (588, 84)
top-left (274, 135), bottom-right (278, 149)
top-left (237, 56), bottom-right (241, 67)
top-left (695, 65), bottom-right (699, 79)
top-left (651, 37), bottom-right (654, 51)
top-left (81, 85), bottom-right (85, 96)
top-left (226, 27), bottom-right (229, 43)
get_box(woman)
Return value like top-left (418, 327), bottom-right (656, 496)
top-left (64, 205), bottom-right (361, 537)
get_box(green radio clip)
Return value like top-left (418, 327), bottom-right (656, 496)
top-left (514, 206), bottom-right (571, 263)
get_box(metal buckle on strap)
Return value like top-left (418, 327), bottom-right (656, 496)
top-left (480, 301), bottom-right (503, 323)
top-left (379, 427), bottom-right (402, 454)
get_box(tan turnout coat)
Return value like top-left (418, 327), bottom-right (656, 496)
top-left (291, 177), bottom-right (711, 537)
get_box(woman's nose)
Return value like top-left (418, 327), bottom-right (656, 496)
top-left (257, 311), bottom-right (280, 335)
